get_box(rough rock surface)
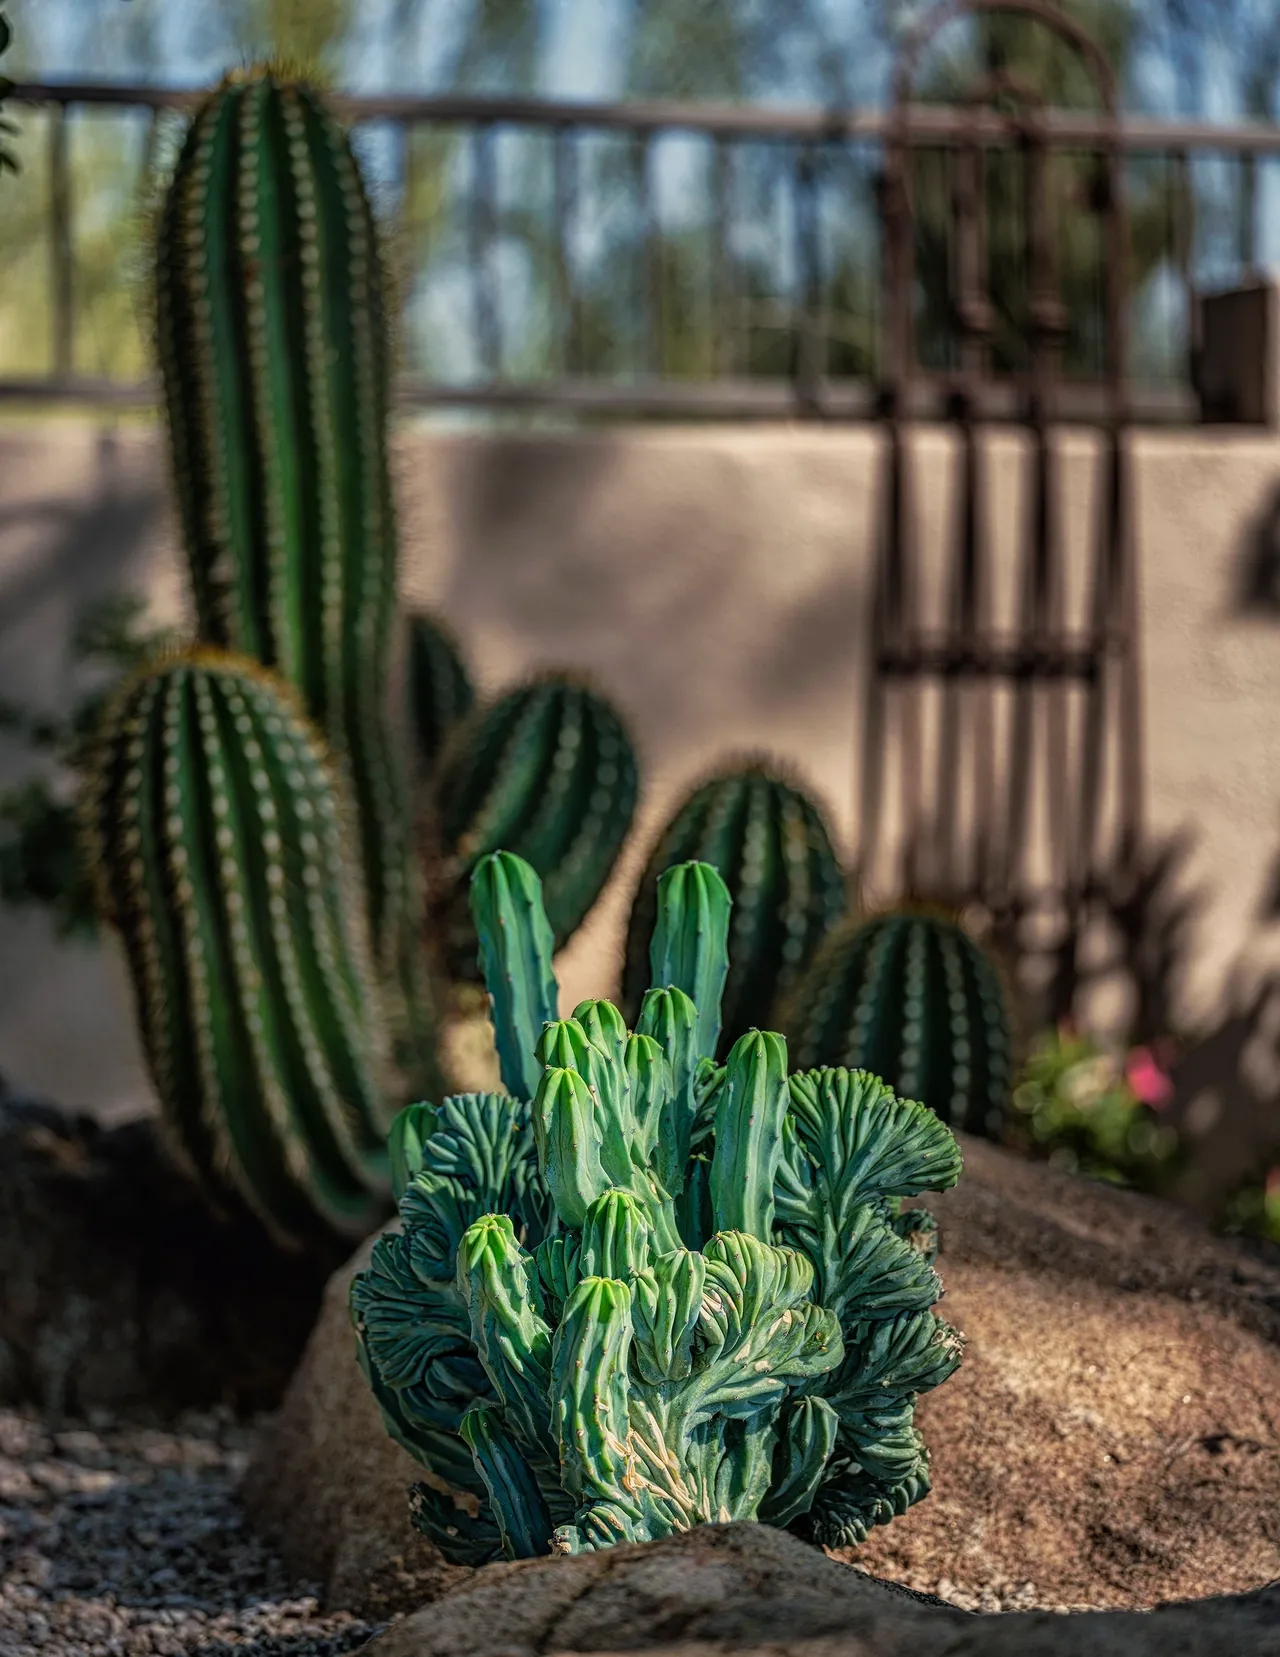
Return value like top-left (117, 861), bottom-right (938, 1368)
top-left (245, 1133), bottom-right (1280, 1620)
top-left (357, 1522), bottom-right (1280, 1657)
top-left (0, 1090), bottom-right (346, 1414)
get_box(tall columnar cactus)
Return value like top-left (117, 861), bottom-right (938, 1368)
top-left (430, 675), bottom-right (639, 978)
top-left (83, 648), bottom-right (396, 1249)
top-left (406, 609), bottom-right (475, 782)
top-left (779, 909), bottom-right (1013, 1140)
top-left (351, 851), bottom-right (963, 1561)
top-left (621, 761), bottom-right (847, 1058)
top-left (153, 66), bottom-right (424, 1070)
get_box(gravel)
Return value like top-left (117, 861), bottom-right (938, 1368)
top-left (0, 1406), bottom-right (386, 1656)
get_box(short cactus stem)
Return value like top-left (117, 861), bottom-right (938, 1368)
top-left (84, 648), bottom-right (395, 1249)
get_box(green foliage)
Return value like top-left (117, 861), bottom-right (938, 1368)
top-left (406, 610), bottom-right (475, 783)
top-left (430, 674), bottom-right (639, 979)
top-left (1007, 1022), bottom-right (1181, 1190)
top-left (621, 762), bottom-right (847, 1059)
top-left (1221, 1168), bottom-right (1280, 1246)
top-left (0, 592), bottom-right (179, 938)
top-left (351, 851), bottom-right (963, 1561)
top-left (778, 909), bottom-right (1012, 1141)
top-left (154, 64), bottom-right (439, 1096)
top-left (83, 648), bottom-right (396, 1249)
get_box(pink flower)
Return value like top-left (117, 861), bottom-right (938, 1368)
top-left (1125, 1046), bottom-right (1174, 1110)
top-left (1265, 1166), bottom-right (1280, 1201)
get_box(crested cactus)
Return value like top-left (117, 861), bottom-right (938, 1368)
top-left (83, 648), bottom-right (396, 1249)
top-left (778, 909), bottom-right (1013, 1140)
top-left (430, 674), bottom-right (639, 978)
top-left (153, 66), bottom-right (429, 1082)
top-left (406, 609), bottom-right (475, 781)
top-left (621, 760), bottom-right (847, 1057)
top-left (351, 850), bottom-right (963, 1561)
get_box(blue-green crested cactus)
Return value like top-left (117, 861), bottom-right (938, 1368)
top-left (153, 65), bottom-right (436, 1094)
top-left (621, 760), bottom-right (847, 1059)
top-left (430, 674), bottom-right (640, 979)
top-left (778, 908), bottom-right (1013, 1141)
top-left (406, 609), bottom-right (475, 782)
top-left (351, 850), bottom-right (963, 1560)
top-left (83, 648), bottom-right (397, 1249)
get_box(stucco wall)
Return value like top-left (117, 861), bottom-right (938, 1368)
top-left (2, 415), bottom-right (1279, 1163)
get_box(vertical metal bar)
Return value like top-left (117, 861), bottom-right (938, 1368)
top-left (1171, 149), bottom-right (1199, 395)
top-left (791, 141), bottom-right (823, 415)
top-left (49, 103), bottom-right (74, 381)
top-left (1239, 149), bottom-right (1258, 277)
top-left (469, 122), bottom-right (501, 380)
top-left (711, 137), bottom-right (732, 377)
top-left (633, 131), bottom-right (660, 378)
top-left (552, 124), bottom-right (578, 376)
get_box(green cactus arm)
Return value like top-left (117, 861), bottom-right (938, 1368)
top-left (784, 1068), bottom-right (963, 1227)
top-left (407, 1479), bottom-right (504, 1566)
top-left (532, 1232), bottom-right (582, 1321)
top-left (646, 861), bottom-right (732, 1062)
top-left (387, 1100), bottom-right (439, 1202)
top-left (349, 1232), bottom-right (492, 1493)
top-left (406, 610), bottom-right (475, 780)
top-left (578, 1189), bottom-right (653, 1281)
top-left (708, 1030), bottom-right (789, 1239)
top-left (758, 1396), bottom-right (841, 1527)
top-left (535, 1066), bottom-right (612, 1227)
top-left (469, 852), bottom-right (559, 1102)
top-left (635, 986), bottom-right (699, 1190)
top-left (456, 1214), bottom-right (556, 1461)
top-left (798, 1459), bottom-right (934, 1548)
top-left (629, 1247), bottom-right (707, 1386)
top-left (459, 1403), bottom-right (555, 1560)
top-left (796, 1202), bottom-right (944, 1330)
top-left (550, 1275), bottom-right (636, 1505)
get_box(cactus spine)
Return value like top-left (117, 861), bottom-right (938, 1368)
top-left (153, 67), bottom-right (425, 1070)
top-left (779, 910), bottom-right (1013, 1139)
top-left (84, 649), bottom-right (395, 1248)
top-left (406, 609), bottom-right (475, 781)
top-left (431, 674), bottom-right (639, 976)
top-left (622, 761), bottom-right (846, 1056)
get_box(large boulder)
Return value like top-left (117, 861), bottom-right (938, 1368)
top-left (357, 1522), bottom-right (1280, 1657)
top-left (243, 1134), bottom-right (1280, 1618)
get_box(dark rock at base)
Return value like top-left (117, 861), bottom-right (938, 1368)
top-left (0, 1087), bottom-right (347, 1415)
top-left (359, 1522), bottom-right (1280, 1657)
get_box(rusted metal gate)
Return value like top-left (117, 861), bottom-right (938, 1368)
top-left (854, 0), bottom-right (1144, 1020)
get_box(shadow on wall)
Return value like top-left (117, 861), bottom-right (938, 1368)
top-left (1236, 479), bottom-right (1280, 617)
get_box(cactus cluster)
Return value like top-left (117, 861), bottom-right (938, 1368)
top-left (431, 674), bottom-right (639, 978)
top-left (153, 65), bottom-right (434, 1087)
top-left (351, 851), bottom-right (963, 1562)
top-left (84, 651), bottom-right (395, 1249)
top-left (779, 909), bottom-right (1013, 1139)
top-left (622, 762), bottom-right (846, 1057)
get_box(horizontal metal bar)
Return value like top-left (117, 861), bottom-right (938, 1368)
top-left (876, 637), bottom-right (1111, 678)
top-left (0, 372), bottom-right (1204, 424)
top-left (13, 79), bottom-right (1280, 155)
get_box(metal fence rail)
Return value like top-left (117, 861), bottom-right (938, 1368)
top-left (2, 77), bottom-right (1278, 419)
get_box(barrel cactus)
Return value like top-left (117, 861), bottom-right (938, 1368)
top-left (83, 649), bottom-right (396, 1249)
top-left (621, 760), bottom-right (847, 1057)
top-left (406, 609), bottom-right (475, 782)
top-left (351, 851), bottom-right (963, 1561)
top-left (778, 908), bottom-right (1013, 1139)
top-left (153, 65), bottom-right (428, 1080)
top-left (429, 674), bottom-right (639, 978)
